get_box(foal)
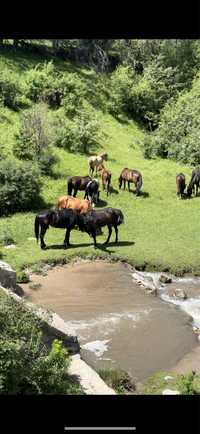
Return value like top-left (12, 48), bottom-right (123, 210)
top-left (57, 196), bottom-right (92, 214)
top-left (98, 164), bottom-right (112, 196)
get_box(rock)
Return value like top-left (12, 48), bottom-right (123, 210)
top-left (162, 389), bottom-right (180, 395)
top-left (173, 288), bottom-right (187, 300)
top-left (159, 274), bottom-right (172, 284)
top-left (145, 287), bottom-right (157, 296)
top-left (4, 244), bottom-right (16, 249)
top-left (0, 261), bottom-right (16, 289)
top-left (164, 375), bottom-right (174, 381)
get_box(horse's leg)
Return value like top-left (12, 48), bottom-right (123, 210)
top-left (128, 181), bottom-right (130, 192)
top-left (104, 225), bottom-right (112, 245)
top-left (40, 225), bottom-right (48, 249)
top-left (91, 229), bottom-right (97, 247)
top-left (123, 179), bottom-right (126, 190)
top-left (73, 188), bottom-right (77, 198)
top-left (64, 228), bottom-right (71, 248)
top-left (114, 225), bottom-right (118, 243)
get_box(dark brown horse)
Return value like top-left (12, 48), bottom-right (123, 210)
top-left (187, 167), bottom-right (200, 198)
top-left (187, 167), bottom-right (200, 197)
top-left (67, 175), bottom-right (92, 197)
top-left (176, 173), bottom-right (186, 199)
top-left (77, 207), bottom-right (124, 246)
top-left (34, 208), bottom-right (79, 249)
top-left (119, 168), bottom-right (142, 196)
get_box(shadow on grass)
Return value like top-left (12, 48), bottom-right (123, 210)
top-left (126, 189), bottom-right (150, 198)
top-left (44, 240), bottom-right (134, 252)
top-left (109, 186), bottom-right (119, 195)
top-left (95, 199), bottom-right (108, 207)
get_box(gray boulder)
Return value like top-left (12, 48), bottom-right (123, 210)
top-left (0, 261), bottom-right (16, 289)
top-left (173, 288), bottom-right (187, 300)
top-left (159, 274), bottom-right (172, 284)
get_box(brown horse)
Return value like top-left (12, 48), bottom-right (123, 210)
top-left (119, 168), bottom-right (142, 196)
top-left (98, 164), bottom-right (112, 196)
top-left (176, 173), bottom-right (186, 199)
top-left (57, 196), bottom-right (92, 214)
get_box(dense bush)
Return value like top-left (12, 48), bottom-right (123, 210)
top-left (24, 61), bottom-right (61, 107)
top-left (53, 103), bottom-right (101, 153)
top-left (0, 68), bottom-right (22, 110)
top-left (14, 104), bottom-right (57, 175)
top-left (144, 74), bottom-right (200, 164)
top-left (0, 293), bottom-right (82, 394)
top-left (108, 62), bottom-right (180, 129)
top-left (0, 159), bottom-right (41, 215)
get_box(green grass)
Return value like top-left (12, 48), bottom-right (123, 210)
top-left (1, 111), bottom-right (200, 274)
top-left (0, 49), bottom-right (200, 274)
top-left (141, 371), bottom-right (200, 395)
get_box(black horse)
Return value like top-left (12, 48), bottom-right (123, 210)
top-left (187, 167), bottom-right (200, 198)
top-left (77, 207), bottom-right (124, 246)
top-left (67, 175), bottom-right (92, 197)
top-left (176, 173), bottom-right (186, 199)
top-left (34, 209), bottom-right (79, 249)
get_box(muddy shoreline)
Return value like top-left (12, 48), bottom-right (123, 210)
top-left (20, 258), bottom-right (200, 382)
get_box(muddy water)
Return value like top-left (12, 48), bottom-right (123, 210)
top-left (21, 261), bottom-right (198, 382)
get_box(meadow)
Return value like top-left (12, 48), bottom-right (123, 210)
top-left (0, 45), bottom-right (200, 276)
top-left (1, 109), bottom-right (200, 276)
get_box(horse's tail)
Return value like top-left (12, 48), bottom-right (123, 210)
top-left (117, 210), bottom-right (124, 225)
top-left (67, 177), bottom-right (73, 195)
top-left (136, 175), bottom-right (143, 195)
top-left (34, 215), bottom-right (40, 243)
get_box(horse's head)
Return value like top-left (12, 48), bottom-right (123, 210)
top-left (101, 153), bottom-right (108, 161)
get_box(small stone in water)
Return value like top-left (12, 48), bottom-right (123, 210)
top-left (173, 289), bottom-right (187, 300)
top-left (159, 274), bottom-right (172, 284)
top-left (164, 375), bottom-right (174, 381)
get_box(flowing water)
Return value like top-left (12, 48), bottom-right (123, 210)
top-left (21, 261), bottom-right (199, 383)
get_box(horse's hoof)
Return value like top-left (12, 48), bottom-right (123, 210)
top-left (41, 246), bottom-right (46, 250)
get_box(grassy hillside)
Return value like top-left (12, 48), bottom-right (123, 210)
top-left (0, 49), bottom-right (200, 275)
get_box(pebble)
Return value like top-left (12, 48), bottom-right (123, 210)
top-left (162, 389), bottom-right (180, 395)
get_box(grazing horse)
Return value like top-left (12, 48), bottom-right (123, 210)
top-left (34, 209), bottom-right (78, 249)
top-left (57, 196), bottom-right (92, 214)
top-left (77, 207), bottom-right (124, 246)
top-left (88, 153), bottom-right (108, 176)
top-left (98, 164), bottom-right (112, 196)
top-left (187, 167), bottom-right (200, 198)
top-left (119, 168), bottom-right (143, 196)
top-left (67, 175), bottom-right (92, 197)
top-left (84, 179), bottom-right (100, 205)
top-left (176, 173), bottom-right (186, 199)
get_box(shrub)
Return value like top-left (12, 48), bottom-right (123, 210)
top-left (0, 159), bottom-right (41, 215)
top-left (98, 368), bottom-right (136, 394)
top-left (147, 74), bottom-right (200, 164)
top-left (53, 103), bottom-right (101, 154)
top-left (0, 293), bottom-right (82, 394)
top-left (177, 372), bottom-right (198, 395)
top-left (0, 229), bottom-right (15, 246)
top-left (24, 61), bottom-right (61, 107)
top-left (14, 104), bottom-right (57, 175)
top-left (16, 271), bottom-right (30, 284)
top-left (0, 68), bottom-right (22, 110)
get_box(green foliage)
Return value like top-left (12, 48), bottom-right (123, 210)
top-left (0, 292), bottom-right (82, 394)
top-left (146, 74), bottom-right (200, 164)
top-left (108, 62), bottom-right (179, 129)
top-left (0, 68), bottom-right (22, 110)
top-left (0, 228), bottom-right (15, 246)
top-left (0, 159), bottom-right (41, 215)
top-left (53, 103), bottom-right (101, 154)
top-left (177, 372), bottom-right (198, 395)
top-left (16, 271), bottom-right (30, 283)
top-left (24, 61), bottom-right (62, 107)
top-left (98, 368), bottom-right (136, 394)
top-left (14, 104), bottom-right (57, 175)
